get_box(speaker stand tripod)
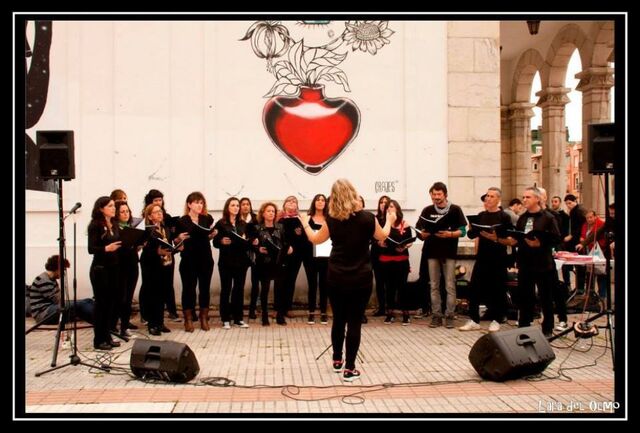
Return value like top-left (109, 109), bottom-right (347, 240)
top-left (549, 172), bottom-right (615, 369)
top-left (35, 179), bottom-right (108, 376)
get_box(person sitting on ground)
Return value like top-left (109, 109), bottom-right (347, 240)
top-left (28, 255), bottom-right (94, 325)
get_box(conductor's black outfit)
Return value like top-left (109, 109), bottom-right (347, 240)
top-left (326, 211), bottom-right (375, 371)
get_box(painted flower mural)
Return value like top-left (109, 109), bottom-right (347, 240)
top-left (242, 20), bottom-right (394, 174)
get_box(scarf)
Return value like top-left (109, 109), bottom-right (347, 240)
top-left (434, 201), bottom-right (451, 215)
top-left (395, 220), bottom-right (407, 235)
top-left (278, 209), bottom-right (298, 220)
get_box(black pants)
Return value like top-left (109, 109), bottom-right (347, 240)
top-left (468, 260), bottom-right (507, 323)
top-left (517, 269), bottom-right (555, 335)
top-left (551, 271), bottom-right (568, 323)
top-left (117, 256), bottom-right (139, 329)
top-left (89, 263), bottom-right (119, 346)
top-left (283, 252), bottom-right (314, 313)
top-left (164, 261), bottom-right (178, 316)
top-left (308, 257), bottom-right (328, 313)
top-left (257, 262), bottom-right (286, 318)
top-left (328, 283), bottom-right (372, 371)
top-left (141, 259), bottom-right (172, 330)
top-left (219, 264), bottom-right (248, 322)
top-left (381, 260), bottom-right (410, 312)
top-left (248, 262), bottom-right (261, 311)
top-left (416, 253), bottom-right (431, 312)
top-left (372, 259), bottom-right (385, 312)
top-left (179, 257), bottom-right (214, 310)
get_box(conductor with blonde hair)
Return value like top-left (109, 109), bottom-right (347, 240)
top-left (301, 179), bottom-right (395, 382)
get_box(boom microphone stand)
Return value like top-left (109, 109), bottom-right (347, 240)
top-left (35, 181), bottom-right (108, 376)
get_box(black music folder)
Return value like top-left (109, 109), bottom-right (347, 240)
top-left (119, 227), bottom-right (149, 248)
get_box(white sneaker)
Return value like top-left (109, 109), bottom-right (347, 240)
top-left (222, 321), bottom-right (231, 330)
top-left (235, 321), bottom-right (249, 328)
top-left (458, 320), bottom-right (481, 331)
top-left (488, 320), bottom-right (500, 332)
top-left (554, 321), bottom-right (569, 331)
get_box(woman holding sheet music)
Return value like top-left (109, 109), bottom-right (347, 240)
top-left (254, 202), bottom-right (292, 326)
top-left (240, 197), bottom-right (261, 320)
top-left (140, 204), bottom-right (181, 336)
top-left (143, 189), bottom-right (181, 323)
top-left (378, 200), bottom-right (414, 326)
top-left (87, 197), bottom-right (122, 350)
top-left (371, 195), bottom-right (391, 317)
top-left (301, 179), bottom-right (395, 382)
top-left (278, 196), bottom-right (314, 318)
top-left (176, 192), bottom-right (215, 332)
top-left (213, 197), bottom-right (252, 329)
top-left (114, 200), bottom-right (140, 337)
top-left (306, 194), bottom-right (330, 325)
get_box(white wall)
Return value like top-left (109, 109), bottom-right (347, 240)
top-left (25, 20), bottom-right (449, 302)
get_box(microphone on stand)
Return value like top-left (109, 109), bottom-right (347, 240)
top-left (69, 202), bottom-right (82, 214)
top-left (64, 202), bottom-right (82, 221)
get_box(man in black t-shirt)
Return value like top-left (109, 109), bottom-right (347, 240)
top-left (505, 187), bottom-right (561, 337)
top-left (459, 187), bottom-right (513, 332)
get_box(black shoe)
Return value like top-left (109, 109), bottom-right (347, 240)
top-left (127, 323), bottom-right (139, 330)
top-left (262, 318), bottom-right (270, 326)
top-left (108, 340), bottom-right (121, 348)
top-left (148, 327), bottom-right (162, 336)
top-left (249, 311), bottom-right (257, 320)
top-left (94, 342), bottom-right (113, 351)
top-left (160, 325), bottom-right (171, 333)
top-left (343, 369), bottom-right (361, 382)
top-left (276, 315), bottom-right (287, 325)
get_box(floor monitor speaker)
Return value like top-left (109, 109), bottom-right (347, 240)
top-left (130, 340), bottom-right (199, 383)
top-left (468, 326), bottom-right (555, 381)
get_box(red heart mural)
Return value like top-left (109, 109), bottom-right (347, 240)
top-left (263, 85), bottom-right (360, 174)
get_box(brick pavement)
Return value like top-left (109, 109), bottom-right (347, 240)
top-left (19, 312), bottom-right (621, 418)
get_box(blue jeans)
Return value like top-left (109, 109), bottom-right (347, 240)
top-left (34, 299), bottom-right (95, 325)
top-left (428, 258), bottom-right (456, 317)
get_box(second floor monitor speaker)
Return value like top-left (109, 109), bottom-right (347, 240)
top-left (37, 130), bottom-right (75, 180)
top-left (130, 340), bottom-right (200, 383)
top-left (588, 123), bottom-right (615, 174)
top-left (468, 326), bottom-right (555, 381)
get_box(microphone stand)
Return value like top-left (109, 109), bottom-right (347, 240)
top-left (36, 187), bottom-right (108, 376)
top-left (548, 172), bottom-right (615, 369)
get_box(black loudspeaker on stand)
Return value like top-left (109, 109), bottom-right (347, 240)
top-left (587, 122), bottom-right (615, 174)
top-left (34, 130), bottom-right (109, 377)
top-left (130, 340), bottom-right (200, 383)
top-left (37, 130), bottom-right (75, 180)
top-left (468, 326), bottom-right (556, 381)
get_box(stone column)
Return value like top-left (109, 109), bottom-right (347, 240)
top-left (500, 105), bottom-right (512, 204)
top-left (576, 67), bottom-right (615, 212)
top-left (447, 21), bottom-right (500, 214)
top-left (508, 102), bottom-right (535, 200)
top-left (536, 87), bottom-right (571, 201)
